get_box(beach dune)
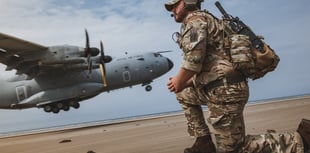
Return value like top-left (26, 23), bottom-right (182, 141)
top-left (0, 96), bottom-right (309, 153)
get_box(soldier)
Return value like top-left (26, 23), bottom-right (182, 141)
top-left (165, 0), bottom-right (309, 153)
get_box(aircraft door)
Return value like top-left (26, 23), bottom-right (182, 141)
top-left (121, 65), bottom-right (131, 82)
top-left (122, 71), bottom-right (131, 82)
top-left (16, 86), bottom-right (28, 102)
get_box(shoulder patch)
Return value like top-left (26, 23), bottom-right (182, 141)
top-left (190, 28), bottom-right (198, 43)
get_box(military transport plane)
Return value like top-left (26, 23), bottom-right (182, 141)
top-left (0, 31), bottom-right (173, 114)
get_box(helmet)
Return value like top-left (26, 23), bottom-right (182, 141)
top-left (165, 0), bottom-right (204, 12)
top-left (165, 0), bottom-right (181, 12)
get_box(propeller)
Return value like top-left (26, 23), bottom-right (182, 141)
top-left (84, 29), bottom-right (112, 87)
top-left (99, 41), bottom-right (112, 87)
top-left (84, 29), bottom-right (99, 74)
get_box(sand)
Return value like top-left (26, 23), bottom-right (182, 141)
top-left (0, 96), bottom-right (309, 153)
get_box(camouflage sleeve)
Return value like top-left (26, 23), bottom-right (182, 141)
top-left (181, 17), bottom-right (207, 73)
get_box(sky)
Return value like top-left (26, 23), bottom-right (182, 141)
top-left (0, 0), bottom-right (309, 133)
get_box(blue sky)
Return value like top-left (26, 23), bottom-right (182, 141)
top-left (0, 0), bottom-right (309, 133)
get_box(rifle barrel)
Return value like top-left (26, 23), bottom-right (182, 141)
top-left (215, 1), bottom-right (230, 19)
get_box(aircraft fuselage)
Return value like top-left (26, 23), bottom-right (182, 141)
top-left (0, 52), bottom-right (173, 113)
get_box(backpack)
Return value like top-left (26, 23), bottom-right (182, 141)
top-left (227, 33), bottom-right (280, 80)
top-left (214, 1), bottom-right (280, 80)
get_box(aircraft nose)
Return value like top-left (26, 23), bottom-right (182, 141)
top-left (167, 58), bottom-right (174, 71)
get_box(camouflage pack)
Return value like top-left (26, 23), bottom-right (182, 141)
top-left (227, 33), bottom-right (280, 80)
top-left (214, 2), bottom-right (280, 80)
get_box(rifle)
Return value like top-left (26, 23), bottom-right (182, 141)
top-left (215, 1), bottom-right (265, 53)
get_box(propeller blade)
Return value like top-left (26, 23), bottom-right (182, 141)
top-left (100, 41), bottom-right (112, 63)
top-left (100, 41), bottom-right (105, 58)
top-left (87, 56), bottom-right (92, 74)
top-left (99, 41), bottom-right (107, 87)
top-left (85, 29), bottom-right (92, 74)
top-left (99, 64), bottom-right (107, 87)
top-left (85, 29), bottom-right (90, 52)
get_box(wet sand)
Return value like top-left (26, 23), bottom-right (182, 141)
top-left (0, 96), bottom-right (309, 153)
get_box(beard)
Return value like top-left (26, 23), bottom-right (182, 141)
top-left (174, 9), bottom-right (187, 23)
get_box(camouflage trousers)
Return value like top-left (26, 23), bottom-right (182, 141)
top-left (176, 81), bottom-right (304, 153)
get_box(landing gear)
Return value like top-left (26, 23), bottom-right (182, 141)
top-left (56, 103), bottom-right (64, 109)
top-left (142, 81), bottom-right (153, 92)
top-left (69, 101), bottom-right (80, 109)
top-left (52, 107), bottom-right (60, 114)
top-left (145, 85), bottom-right (152, 92)
top-left (63, 105), bottom-right (70, 111)
top-left (44, 105), bottom-right (52, 113)
top-left (42, 101), bottom-right (80, 114)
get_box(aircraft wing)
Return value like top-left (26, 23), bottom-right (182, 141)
top-left (0, 32), bottom-right (49, 77)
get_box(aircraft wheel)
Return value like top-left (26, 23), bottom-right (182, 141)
top-left (72, 102), bottom-right (80, 109)
top-left (63, 105), bottom-right (70, 111)
top-left (52, 107), bottom-right (60, 114)
top-left (56, 103), bottom-right (64, 109)
top-left (44, 105), bottom-right (52, 113)
top-left (69, 101), bottom-right (76, 106)
top-left (145, 85), bottom-right (152, 92)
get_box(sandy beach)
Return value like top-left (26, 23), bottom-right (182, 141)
top-left (0, 96), bottom-right (309, 153)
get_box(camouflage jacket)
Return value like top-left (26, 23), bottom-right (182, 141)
top-left (176, 10), bottom-right (239, 88)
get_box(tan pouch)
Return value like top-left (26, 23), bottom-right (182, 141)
top-left (249, 43), bottom-right (280, 80)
